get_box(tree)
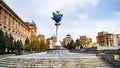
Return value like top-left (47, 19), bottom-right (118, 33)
top-left (25, 35), bottom-right (49, 52)
top-left (4, 32), bottom-right (10, 52)
top-left (76, 39), bottom-right (79, 42)
top-left (40, 40), bottom-right (48, 51)
top-left (9, 34), bottom-right (14, 52)
top-left (28, 35), bottom-right (41, 51)
top-left (34, 38), bottom-right (40, 51)
top-left (29, 35), bottom-right (37, 51)
top-left (24, 38), bottom-right (30, 50)
top-left (25, 38), bottom-right (29, 45)
top-left (13, 41), bottom-right (17, 50)
top-left (15, 40), bottom-right (23, 50)
top-left (71, 39), bottom-right (82, 49)
top-left (67, 39), bottom-right (74, 49)
top-left (0, 30), bottom-right (6, 53)
top-left (0, 30), bottom-right (14, 53)
top-left (4, 33), bottom-right (14, 52)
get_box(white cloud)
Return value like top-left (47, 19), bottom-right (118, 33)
top-left (30, 0), bottom-right (100, 13)
top-left (77, 13), bottom-right (88, 21)
top-left (58, 11), bottom-right (120, 42)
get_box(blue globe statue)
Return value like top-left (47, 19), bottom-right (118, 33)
top-left (52, 11), bottom-right (63, 23)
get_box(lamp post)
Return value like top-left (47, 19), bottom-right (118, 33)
top-left (52, 11), bottom-right (63, 46)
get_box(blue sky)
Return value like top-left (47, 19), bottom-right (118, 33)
top-left (4, 0), bottom-right (120, 42)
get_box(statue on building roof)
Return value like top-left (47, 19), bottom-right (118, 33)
top-left (32, 20), bottom-right (36, 26)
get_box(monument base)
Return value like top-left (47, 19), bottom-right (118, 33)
top-left (51, 40), bottom-right (65, 50)
top-left (51, 45), bottom-right (65, 50)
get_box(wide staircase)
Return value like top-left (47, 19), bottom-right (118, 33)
top-left (0, 56), bottom-right (114, 68)
top-left (0, 49), bottom-right (114, 68)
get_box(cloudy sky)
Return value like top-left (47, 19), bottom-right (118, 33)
top-left (4, 0), bottom-right (120, 42)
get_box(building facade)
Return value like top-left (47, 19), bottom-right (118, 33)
top-left (0, 0), bottom-right (37, 43)
top-left (117, 34), bottom-right (120, 46)
top-left (37, 34), bottom-right (45, 41)
top-left (46, 38), bottom-right (52, 49)
top-left (96, 32), bottom-right (108, 46)
top-left (63, 34), bottom-right (73, 47)
top-left (25, 22), bottom-right (37, 36)
top-left (96, 31), bottom-right (117, 46)
top-left (46, 36), bottom-right (56, 49)
top-left (79, 35), bottom-right (93, 48)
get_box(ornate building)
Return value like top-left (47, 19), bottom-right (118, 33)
top-left (63, 34), bottom-right (73, 47)
top-left (96, 31), bottom-right (117, 46)
top-left (96, 31), bottom-right (108, 46)
top-left (0, 0), bottom-right (37, 43)
top-left (25, 22), bottom-right (37, 36)
top-left (79, 35), bottom-right (93, 48)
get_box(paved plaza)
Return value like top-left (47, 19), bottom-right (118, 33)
top-left (8, 50), bottom-right (96, 59)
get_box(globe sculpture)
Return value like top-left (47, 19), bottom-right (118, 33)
top-left (52, 11), bottom-right (63, 23)
top-left (52, 11), bottom-right (63, 49)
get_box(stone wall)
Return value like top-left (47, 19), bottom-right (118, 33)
top-left (101, 54), bottom-right (120, 68)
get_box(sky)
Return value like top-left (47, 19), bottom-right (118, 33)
top-left (4, 0), bottom-right (120, 42)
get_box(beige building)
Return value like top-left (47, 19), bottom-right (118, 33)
top-left (46, 36), bottom-right (56, 49)
top-left (79, 35), bottom-right (94, 48)
top-left (46, 38), bottom-right (52, 49)
top-left (96, 31), bottom-right (117, 46)
top-left (37, 34), bottom-right (45, 41)
top-left (63, 34), bottom-right (73, 47)
top-left (37, 34), bottom-right (46, 44)
top-left (25, 22), bottom-right (37, 36)
top-left (0, 0), bottom-right (37, 43)
top-left (96, 31), bottom-right (108, 46)
top-left (51, 35), bottom-right (57, 46)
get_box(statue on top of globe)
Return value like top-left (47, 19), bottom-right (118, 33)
top-left (52, 11), bottom-right (63, 23)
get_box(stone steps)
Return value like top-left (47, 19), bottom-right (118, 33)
top-left (0, 50), bottom-right (114, 68)
top-left (0, 57), bottom-right (114, 68)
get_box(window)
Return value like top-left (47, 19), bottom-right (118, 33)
top-left (0, 10), bottom-right (1, 20)
top-left (12, 30), bottom-right (14, 32)
top-left (0, 10), bottom-right (1, 19)
top-left (8, 15), bottom-right (10, 27)
top-left (4, 15), bottom-right (6, 25)
top-left (118, 34), bottom-right (120, 38)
